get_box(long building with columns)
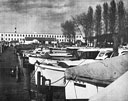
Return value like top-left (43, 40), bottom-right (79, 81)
top-left (0, 32), bottom-right (85, 44)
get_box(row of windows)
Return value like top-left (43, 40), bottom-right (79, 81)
top-left (1, 38), bottom-right (23, 41)
top-left (1, 38), bottom-right (75, 42)
top-left (1, 33), bottom-right (82, 38)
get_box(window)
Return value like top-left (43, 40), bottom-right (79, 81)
top-left (106, 51), bottom-right (113, 58)
top-left (82, 51), bottom-right (100, 59)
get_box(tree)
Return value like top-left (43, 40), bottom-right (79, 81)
top-left (75, 13), bottom-right (88, 43)
top-left (117, 0), bottom-right (125, 45)
top-left (103, 2), bottom-right (109, 34)
top-left (61, 20), bottom-right (76, 43)
top-left (72, 7), bottom-right (94, 46)
top-left (109, 0), bottom-right (117, 34)
top-left (94, 5), bottom-right (102, 44)
top-left (72, 16), bottom-right (83, 37)
top-left (109, 0), bottom-right (118, 56)
top-left (124, 12), bottom-right (128, 43)
top-left (87, 6), bottom-right (94, 40)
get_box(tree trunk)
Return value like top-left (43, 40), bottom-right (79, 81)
top-left (120, 37), bottom-right (124, 46)
top-left (112, 33), bottom-right (119, 56)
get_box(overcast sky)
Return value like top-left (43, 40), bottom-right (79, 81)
top-left (0, 0), bottom-right (127, 33)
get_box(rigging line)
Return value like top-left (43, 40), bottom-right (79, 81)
top-left (65, 79), bottom-right (70, 87)
top-left (73, 81), bottom-right (78, 99)
top-left (51, 76), bottom-right (65, 84)
top-left (30, 65), bottom-right (39, 80)
top-left (77, 59), bottom-right (86, 66)
top-left (30, 60), bottom-right (45, 80)
top-left (30, 60), bottom-right (44, 80)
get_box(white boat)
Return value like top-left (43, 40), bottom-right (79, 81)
top-left (32, 47), bottom-right (128, 100)
top-left (89, 71), bottom-right (128, 101)
top-left (49, 47), bottom-right (73, 60)
top-left (34, 63), bottom-right (66, 87)
top-left (65, 54), bottom-right (128, 100)
top-left (34, 61), bottom-right (105, 100)
top-left (29, 56), bottom-right (57, 65)
top-left (58, 47), bottom-right (128, 68)
top-left (58, 48), bottom-right (113, 68)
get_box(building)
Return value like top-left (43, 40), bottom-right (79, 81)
top-left (0, 32), bottom-right (84, 44)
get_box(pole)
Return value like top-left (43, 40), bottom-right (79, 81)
top-left (22, 56), bottom-right (31, 100)
top-left (37, 71), bottom-right (41, 101)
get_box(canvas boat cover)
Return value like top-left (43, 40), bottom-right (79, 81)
top-left (65, 54), bottom-right (128, 86)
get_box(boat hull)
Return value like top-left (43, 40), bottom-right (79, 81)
top-left (34, 63), bottom-right (104, 100)
top-left (35, 64), bottom-right (66, 87)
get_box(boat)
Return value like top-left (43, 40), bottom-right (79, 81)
top-left (89, 71), bottom-right (128, 101)
top-left (58, 48), bottom-right (113, 68)
top-left (49, 47), bottom-right (73, 60)
top-left (31, 47), bottom-right (128, 100)
top-left (65, 54), bottom-right (128, 100)
top-left (34, 63), bottom-right (66, 87)
top-left (28, 47), bottom-right (73, 65)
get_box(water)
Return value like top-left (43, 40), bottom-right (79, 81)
top-left (0, 47), bottom-right (30, 101)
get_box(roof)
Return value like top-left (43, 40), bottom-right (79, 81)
top-left (88, 34), bottom-right (113, 42)
top-left (10, 41), bottom-right (19, 43)
top-left (25, 37), bottom-right (56, 41)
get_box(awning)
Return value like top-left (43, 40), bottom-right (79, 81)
top-left (65, 54), bottom-right (128, 86)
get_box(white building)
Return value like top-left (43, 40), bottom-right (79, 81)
top-left (0, 32), bottom-right (84, 43)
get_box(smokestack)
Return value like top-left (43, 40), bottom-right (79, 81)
top-left (15, 27), bottom-right (17, 33)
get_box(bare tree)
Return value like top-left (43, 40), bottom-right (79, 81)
top-left (61, 20), bottom-right (76, 44)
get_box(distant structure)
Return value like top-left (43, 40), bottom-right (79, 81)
top-left (0, 32), bottom-right (84, 44)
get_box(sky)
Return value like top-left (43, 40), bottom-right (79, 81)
top-left (0, 0), bottom-right (128, 34)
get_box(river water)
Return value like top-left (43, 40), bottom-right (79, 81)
top-left (0, 47), bottom-right (29, 101)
